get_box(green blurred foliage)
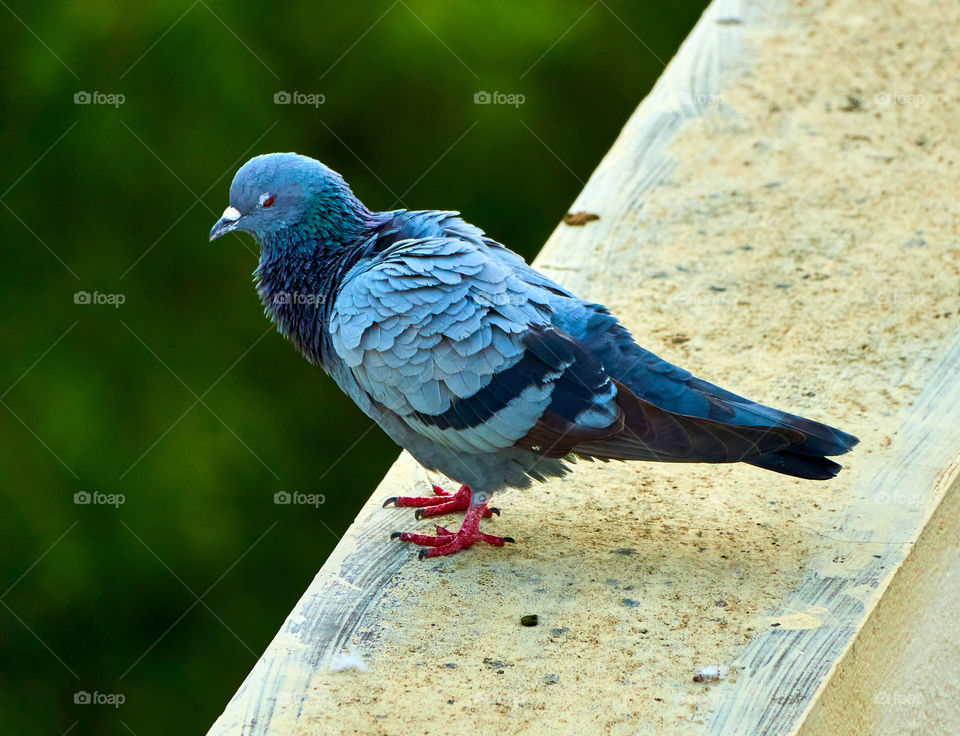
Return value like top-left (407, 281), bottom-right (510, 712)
top-left (0, 1), bottom-right (706, 733)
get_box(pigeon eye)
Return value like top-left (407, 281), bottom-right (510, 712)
top-left (259, 193), bottom-right (276, 208)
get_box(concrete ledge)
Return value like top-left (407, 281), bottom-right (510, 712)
top-left (796, 468), bottom-right (959, 736)
top-left (209, 0), bottom-right (960, 733)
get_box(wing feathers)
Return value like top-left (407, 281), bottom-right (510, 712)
top-left (331, 234), bottom-right (818, 471)
top-left (571, 379), bottom-right (804, 464)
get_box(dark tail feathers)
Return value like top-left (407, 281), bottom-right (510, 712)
top-left (743, 415), bottom-right (858, 480)
top-left (746, 450), bottom-right (843, 480)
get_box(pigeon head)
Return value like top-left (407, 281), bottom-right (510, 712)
top-left (209, 153), bottom-right (369, 247)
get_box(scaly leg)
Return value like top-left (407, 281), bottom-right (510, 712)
top-left (382, 483), bottom-right (498, 519)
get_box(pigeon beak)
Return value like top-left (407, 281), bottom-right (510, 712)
top-left (209, 206), bottom-right (242, 241)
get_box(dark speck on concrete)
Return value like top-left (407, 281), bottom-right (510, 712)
top-left (542, 674), bottom-right (560, 684)
top-left (611, 548), bottom-right (637, 555)
top-left (839, 95), bottom-right (862, 112)
top-left (622, 598), bottom-right (641, 608)
top-left (715, 600), bottom-right (728, 607)
top-left (563, 211), bottom-right (600, 226)
top-left (709, 285), bottom-right (727, 292)
top-left (775, 283), bottom-right (791, 289)
top-left (550, 627), bottom-right (569, 635)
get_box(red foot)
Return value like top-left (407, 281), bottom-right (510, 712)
top-left (382, 483), bottom-right (498, 519)
top-left (391, 501), bottom-right (515, 559)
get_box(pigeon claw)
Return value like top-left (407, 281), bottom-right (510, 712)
top-left (382, 497), bottom-right (398, 508)
top-left (393, 501), bottom-right (513, 558)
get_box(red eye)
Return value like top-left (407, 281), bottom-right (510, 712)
top-left (261, 193), bottom-right (275, 208)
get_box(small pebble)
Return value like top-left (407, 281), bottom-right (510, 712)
top-left (694, 665), bottom-right (729, 683)
top-left (520, 614), bottom-right (539, 627)
top-left (563, 211), bottom-right (599, 226)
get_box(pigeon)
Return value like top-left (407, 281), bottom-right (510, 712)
top-left (210, 152), bottom-right (858, 558)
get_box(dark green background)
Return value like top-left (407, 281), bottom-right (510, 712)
top-left (0, 2), bottom-right (707, 733)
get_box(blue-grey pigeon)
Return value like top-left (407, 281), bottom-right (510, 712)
top-left (210, 153), bottom-right (858, 558)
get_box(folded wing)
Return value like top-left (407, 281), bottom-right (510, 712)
top-left (330, 238), bottom-right (805, 469)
